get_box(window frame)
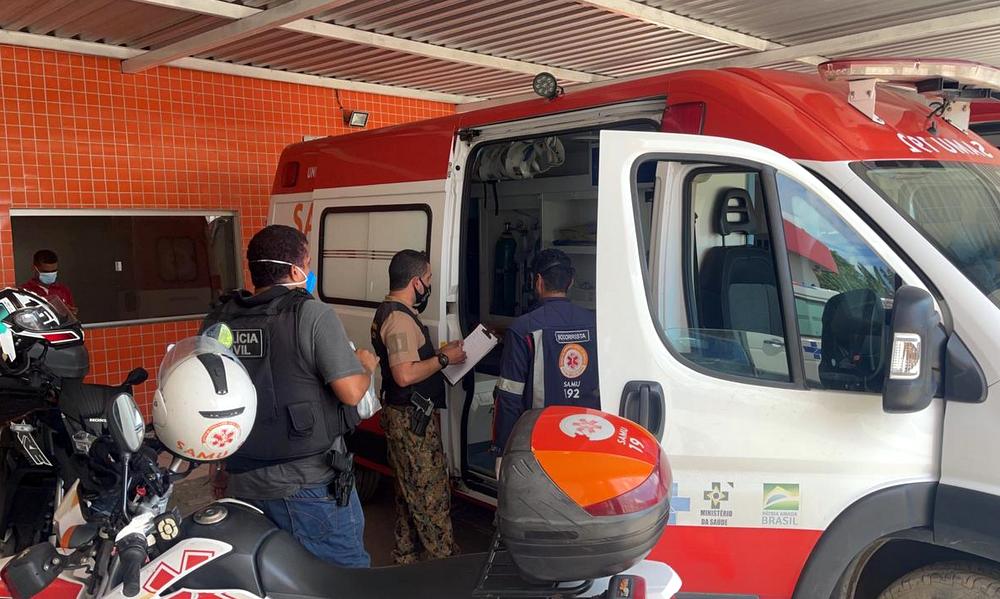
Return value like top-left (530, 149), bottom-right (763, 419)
top-left (9, 208), bottom-right (242, 329)
top-left (631, 154), bottom-right (807, 390)
top-left (316, 203), bottom-right (432, 308)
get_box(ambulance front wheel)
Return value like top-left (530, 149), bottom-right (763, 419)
top-left (877, 561), bottom-right (1000, 599)
top-left (354, 466), bottom-right (383, 503)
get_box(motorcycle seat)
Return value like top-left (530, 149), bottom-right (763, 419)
top-left (258, 531), bottom-right (485, 599)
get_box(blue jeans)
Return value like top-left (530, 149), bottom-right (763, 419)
top-left (255, 485), bottom-right (370, 568)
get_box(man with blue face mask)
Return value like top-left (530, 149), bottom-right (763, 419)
top-left (203, 225), bottom-right (378, 567)
top-left (22, 249), bottom-right (77, 316)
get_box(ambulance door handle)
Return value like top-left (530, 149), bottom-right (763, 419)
top-left (619, 381), bottom-right (665, 438)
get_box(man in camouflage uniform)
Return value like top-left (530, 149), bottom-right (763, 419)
top-left (381, 407), bottom-right (454, 562)
top-left (371, 250), bottom-right (466, 564)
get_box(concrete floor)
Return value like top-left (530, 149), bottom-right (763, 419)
top-left (169, 468), bottom-right (495, 566)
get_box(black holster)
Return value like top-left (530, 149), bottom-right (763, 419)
top-left (325, 436), bottom-right (354, 507)
top-left (409, 391), bottom-right (433, 436)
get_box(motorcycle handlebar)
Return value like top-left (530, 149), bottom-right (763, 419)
top-left (115, 533), bottom-right (147, 598)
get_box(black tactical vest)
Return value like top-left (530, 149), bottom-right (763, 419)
top-left (370, 300), bottom-right (445, 408)
top-left (204, 287), bottom-right (360, 473)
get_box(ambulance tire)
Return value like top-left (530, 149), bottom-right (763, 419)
top-left (354, 466), bottom-right (382, 503)
top-left (877, 561), bottom-right (1000, 599)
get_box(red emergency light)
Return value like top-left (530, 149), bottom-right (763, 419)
top-left (818, 58), bottom-right (1000, 130)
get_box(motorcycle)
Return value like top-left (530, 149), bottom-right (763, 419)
top-left (0, 288), bottom-right (149, 555)
top-left (0, 398), bottom-right (681, 599)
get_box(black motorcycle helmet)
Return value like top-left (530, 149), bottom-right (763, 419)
top-left (0, 288), bottom-right (88, 424)
top-left (0, 287), bottom-right (87, 378)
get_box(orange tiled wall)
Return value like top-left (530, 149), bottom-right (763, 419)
top-left (0, 45), bottom-right (454, 414)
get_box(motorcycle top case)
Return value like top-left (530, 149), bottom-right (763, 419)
top-left (498, 406), bottom-right (671, 582)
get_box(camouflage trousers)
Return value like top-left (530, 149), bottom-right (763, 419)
top-left (382, 405), bottom-right (458, 564)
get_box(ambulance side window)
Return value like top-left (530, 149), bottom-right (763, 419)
top-left (776, 174), bottom-right (896, 392)
top-left (318, 205), bottom-right (431, 306)
top-left (658, 168), bottom-right (792, 383)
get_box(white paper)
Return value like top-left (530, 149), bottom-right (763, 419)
top-left (349, 342), bottom-right (382, 419)
top-left (442, 325), bottom-right (498, 386)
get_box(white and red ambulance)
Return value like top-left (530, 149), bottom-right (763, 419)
top-left (269, 59), bottom-right (1000, 599)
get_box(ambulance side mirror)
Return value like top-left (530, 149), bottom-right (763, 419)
top-left (882, 286), bottom-right (944, 414)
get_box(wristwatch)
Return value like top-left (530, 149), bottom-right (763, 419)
top-left (437, 352), bottom-right (450, 368)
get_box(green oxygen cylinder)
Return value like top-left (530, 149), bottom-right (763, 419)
top-left (491, 222), bottom-right (518, 316)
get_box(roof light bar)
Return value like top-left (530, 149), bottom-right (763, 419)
top-left (820, 58), bottom-right (1000, 90)
top-left (818, 58), bottom-right (1000, 131)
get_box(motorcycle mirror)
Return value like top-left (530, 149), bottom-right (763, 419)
top-left (125, 367), bottom-right (149, 387)
top-left (202, 323), bottom-right (234, 349)
top-left (107, 393), bottom-right (144, 455)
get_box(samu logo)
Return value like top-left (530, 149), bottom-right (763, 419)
top-left (558, 414), bottom-right (614, 441)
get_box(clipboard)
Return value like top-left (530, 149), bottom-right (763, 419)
top-left (442, 324), bottom-right (499, 386)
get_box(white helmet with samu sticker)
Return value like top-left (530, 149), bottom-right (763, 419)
top-left (152, 336), bottom-right (257, 462)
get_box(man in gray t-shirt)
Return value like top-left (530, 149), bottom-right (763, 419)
top-left (203, 225), bottom-right (378, 568)
top-left (227, 301), bottom-right (365, 500)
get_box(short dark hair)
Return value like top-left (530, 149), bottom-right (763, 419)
top-left (389, 250), bottom-right (429, 291)
top-left (532, 248), bottom-right (574, 293)
top-left (247, 225), bottom-right (308, 288)
top-left (33, 249), bottom-right (58, 266)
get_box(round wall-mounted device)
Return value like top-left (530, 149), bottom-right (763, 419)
top-left (532, 72), bottom-right (562, 100)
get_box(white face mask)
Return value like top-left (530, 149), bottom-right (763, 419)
top-left (251, 259), bottom-right (316, 294)
top-left (37, 270), bottom-right (58, 285)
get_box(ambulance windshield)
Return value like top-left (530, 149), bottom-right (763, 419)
top-left (856, 160), bottom-right (1000, 308)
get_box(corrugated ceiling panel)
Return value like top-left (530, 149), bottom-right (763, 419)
top-left (839, 24), bottom-right (1000, 65)
top-left (0, 0), bottom-right (225, 48)
top-left (262, 0), bottom-right (747, 76)
top-left (643, 0), bottom-right (1000, 46)
top-left (200, 28), bottom-right (537, 97)
top-left (4, 0), bottom-right (1000, 100)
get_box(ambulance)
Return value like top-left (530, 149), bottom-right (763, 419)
top-left (268, 58), bottom-right (1000, 599)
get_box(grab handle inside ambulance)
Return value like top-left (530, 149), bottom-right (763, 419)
top-left (619, 381), bottom-right (665, 438)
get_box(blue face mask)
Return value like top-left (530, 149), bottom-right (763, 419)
top-left (37, 271), bottom-right (57, 285)
top-left (253, 260), bottom-right (316, 294)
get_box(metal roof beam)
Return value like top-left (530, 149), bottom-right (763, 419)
top-left (574, 0), bottom-right (825, 66)
top-left (121, 0), bottom-right (350, 74)
top-left (0, 29), bottom-right (479, 104)
top-left (127, 0), bottom-right (609, 83)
